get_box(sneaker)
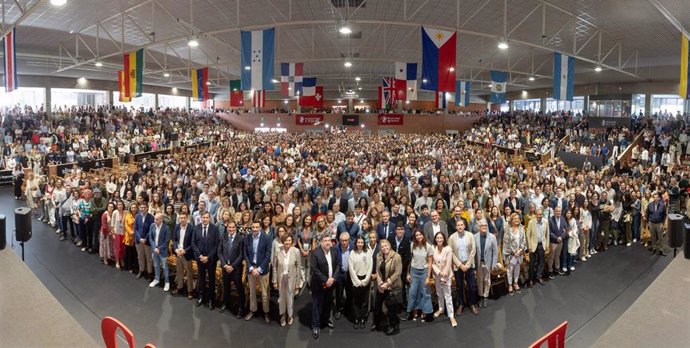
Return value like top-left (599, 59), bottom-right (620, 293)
top-left (580, 257), bottom-right (586, 262)
top-left (613, 240), bottom-right (618, 246)
top-left (569, 266), bottom-right (575, 271)
top-left (163, 283), bottom-right (170, 292)
top-left (81, 247), bottom-right (86, 252)
top-left (149, 280), bottom-right (160, 288)
top-left (561, 268), bottom-right (568, 273)
top-left (55, 229), bottom-right (61, 234)
top-left (633, 238), bottom-right (637, 242)
top-left (626, 242), bottom-right (631, 246)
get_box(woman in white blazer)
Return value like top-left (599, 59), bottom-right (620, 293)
top-left (272, 234), bottom-right (303, 326)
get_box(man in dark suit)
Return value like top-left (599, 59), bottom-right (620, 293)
top-left (447, 205), bottom-right (469, 235)
top-left (550, 188), bottom-right (568, 213)
top-left (148, 212), bottom-right (171, 291)
top-left (218, 221), bottom-right (245, 318)
top-left (387, 223), bottom-right (411, 310)
top-left (192, 211), bottom-right (220, 309)
top-left (172, 212), bottom-right (195, 298)
top-left (547, 207), bottom-right (568, 277)
top-left (503, 190), bottom-right (522, 214)
top-left (423, 210), bottom-right (449, 242)
top-left (311, 235), bottom-right (341, 339)
top-left (243, 221), bottom-right (272, 323)
top-left (376, 210), bottom-right (394, 241)
top-left (231, 185), bottom-right (250, 210)
top-left (134, 203), bottom-right (155, 281)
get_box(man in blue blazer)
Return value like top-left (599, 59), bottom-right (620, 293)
top-left (474, 220), bottom-right (498, 309)
top-left (243, 220), bottom-right (273, 323)
top-left (218, 221), bottom-right (245, 318)
top-left (148, 212), bottom-right (170, 291)
top-left (134, 204), bottom-right (155, 280)
top-left (547, 206), bottom-right (568, 277)
top-left (550, 188), bottom-right (569, 213)
top-left (192, 211), bottom-right (221, 309)
top-left (376, 210), bottom-right (394, 241)
top-left (172, 212), bottom-right (195, 298)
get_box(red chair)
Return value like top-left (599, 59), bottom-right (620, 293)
top-left (529, 321), bottom-right (568, 348)
top-left (101, 316), bottom-right (157, 348)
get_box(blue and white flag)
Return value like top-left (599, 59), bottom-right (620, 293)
top-left (455, 80), bottom-right (470, 106)
top-left (490, 70), bottom-right (508, 104)
top-left (241, 28), bottom-right (275, 91)
top-left (435, 91), bottom-right (447, 109)
top-left (553, 52), bottom-right (574, 101)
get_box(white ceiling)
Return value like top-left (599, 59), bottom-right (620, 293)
top-left (4, 0), bottom-right (688, 98)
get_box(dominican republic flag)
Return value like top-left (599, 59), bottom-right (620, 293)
top-left (490, 70), bottom-right (508, 104)
top-left (455, 81), bottom-right (470, 107)
top-left (435, 91), bottom-right (447, 109)
top-left (421, 26), bottom-right (456, 92)
top-left (281, 62), bottom-right (303, 96)
top-left (253, 90), bottom-right (265, 108)
top-left (395, 62), bottom-right (417, 101)
top-left (2, 28), bottom-right (17, 92)
top-left (553, 53), bottom-right (575, 101)
top-left (241, 28), bottom-right (275, 91)
top-left (299, 78), bottom-right (323, 107)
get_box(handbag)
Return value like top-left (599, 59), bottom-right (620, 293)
top-left (384, 288), bottom-right (403, 307)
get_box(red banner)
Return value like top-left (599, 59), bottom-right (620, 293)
top-left (378, 113), bottom-right (404, 126)
top-left (295, 114), bottom-right (324, 126)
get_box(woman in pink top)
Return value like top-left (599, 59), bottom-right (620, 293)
top-left (432, 232), bottom-right (457, 327)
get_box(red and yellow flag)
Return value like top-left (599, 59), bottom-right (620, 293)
top-left (123, 48), bottom-right (143, 98)
top-left (117, 71), bottom-right (131, 102)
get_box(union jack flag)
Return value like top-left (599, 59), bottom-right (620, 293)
top-left (379, 77), bottom-right (396, 109)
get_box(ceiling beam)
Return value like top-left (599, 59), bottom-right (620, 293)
top-left (648, 0), bottom-right (690, 39)
top-left (1, 0), bottom-right (44, 38)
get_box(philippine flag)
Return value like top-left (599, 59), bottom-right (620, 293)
top-left (553, 53), bottom-right (574, 101)
top-left (240, 28), bottom-right (275, 91)
top-left (395, 62), bottom-right (417, 101)
top-left (490, 70), bottom-right (508, 104)
top-left (421, 26), bottom-right (456, 92)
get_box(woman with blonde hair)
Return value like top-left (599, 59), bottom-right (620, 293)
top-left (502, 213), bottom-right (526, 294)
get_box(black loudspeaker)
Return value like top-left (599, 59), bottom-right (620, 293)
top-left (684, 220), bottom-right (690, 260)
top-left (668, 213), bottom-right (684, 249)
top-left (0, 214), bottom-right (5, 250)
top-left (15, 207), bottom-right (32, 243)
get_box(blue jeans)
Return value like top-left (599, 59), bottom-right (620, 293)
top-left (454, 267), bottom-right (477, 307)
top-left (152, 252), bottom-right (169, 284)
top-left (406, 267), bottom-right (433, 314)
top-left (632, 214), bottom-right (641, 240)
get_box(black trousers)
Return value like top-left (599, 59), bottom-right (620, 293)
top-left (222, 268), bottom-right (245, 311)
top-left (14, 175), bottom-right (23, 198)
top-left (373, 291), bottom-right (400, 329)
top-left (312, 288), bottom-right (334, 329)
top-left (351, 282), bottom-right (370, 320)
top-left (335, 271), bottom-right (352, 315)
top-left (125, 245), bottom-right (138, 272)
top-left (197, 258), bottom-right (217, 302)
top-left (61, 215), bottom-right (75, 239)
top-left (529, 243), bottom-right (546, 281)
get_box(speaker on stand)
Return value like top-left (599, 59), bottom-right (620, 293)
top-left (14, 207), bottom-right (32, 261)
top-left (0, 214), bottom-right (6, 251)
top-left (668, 213), bottom-right (684, 257)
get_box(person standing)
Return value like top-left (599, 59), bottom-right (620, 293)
top-left (172, 212), bottom-right (195, 299)
top-left (503, 213), bottom-right (526, 294)
top-left (646, 192), bottom-right (668, 256)
top-left (431, 232), bottom-right (457, 327)
top-left (547, 206), bottom-right (567, 277)
top-left (219, 221), bottom-right (245, 317)
top-left (372, 239), bottom-right (403, 336)
top-left (405, 230), bottom-right (433, 322)
top-left (311, 236), bottom-right (341, 339)
top-left (148, 212), bottom-right (171, 292)
top-left (134, 203), bottom-right (154, 280)
top-left (474, 220), bottom-right (498, 309)
top-left (111, 201), bottom-right (126, 270)
top-left (449, 219), bottom-right (479, 315)
top-left (349, 235), bottom-right (373, 329)
top-left (123, 203), bottom-right (138, 273)
top-left (334, 232), bottom-right (353, 321)
top-left (525, 208), bottom-right (549, 286)
top-left (243, 221), bottom-right (272, 323)
top-left (272, 234), bottom-right (303, 326)
top-left (192, 212), bottom-right (220, 309)
top-left (387, 223), bottom-right (411, 312)
top-left (99, 203), bottom-right (115, 266)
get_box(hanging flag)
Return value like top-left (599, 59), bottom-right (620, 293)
top-left (553, 53), bottom-right (575, 101)
top-left (123, 48), bottom-right (143, 98)
top-left (241, 28), bottom-right (275, 91)
top-left (681, 34), bottom-right (690, 99)
top-left (490, 70), bottom-right (508, 104)
top-left (382, 77), bottom-right (396, 108)
top-left (117, 71), bottom-right (131, 102)
top-left (299, 78), bottom-right (323, 107)
top-left (229, 80), bottom-right (243, 107)
top-left (253, 90), bottom-right (265, 108)
top-left (395, 62), bottom-right (417, 101)
top-left (191, 67), bottom-right (209, 101)
top-left (421, 26), bottom-right (456, 92)
top-left (377, 86), bottom-right (384, 109)
top-left (455, 80), bottom-right (470, 107)
top-left (2, 28), bottom-right (17, 92)
top-left (435, 91), bottom-right (447, 109)
top-left (280, 62), bottom-right (303, 96)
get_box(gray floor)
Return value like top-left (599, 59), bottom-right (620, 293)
top-left (0, 187), bottom-right (673, 348)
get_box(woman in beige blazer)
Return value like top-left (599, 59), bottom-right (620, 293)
top-left (372, 239), bottom-right (403, 336)
top-left (272, 234), bottom-right (303, 326)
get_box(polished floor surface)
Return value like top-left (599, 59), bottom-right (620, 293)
top-left (0, 187), bottom-right (673, 348)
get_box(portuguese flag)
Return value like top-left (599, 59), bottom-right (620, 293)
top-left (123, 48), bottom-right (143, 98)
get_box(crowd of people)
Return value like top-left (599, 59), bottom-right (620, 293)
top-left (9, 107), bottom-right (685, 339)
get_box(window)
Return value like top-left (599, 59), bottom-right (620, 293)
top-left (545, 97), bottom-right (584, 113)
top-left (52, 88), bottom-right (107, 107)
top-left (513, 98), bottom-right (541, 111)
top-left (158, 94), bottom-right (187, 110)
top-left (0, 87), bottom-right (45, 108)
top-left (651, 94), bottom-right (684, 116)
top-left (113, 92), bottom-right (156, 110)
top-left (499, 102), bottom-right (509, 112)
top-left (631, 94), bottom-right (646, 116)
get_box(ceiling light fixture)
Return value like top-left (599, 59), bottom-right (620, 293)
top-left (344, 61), bottom-right (352, 68)
top-left (488, 84), bottom-right (493, 88)
top-left (497, 37), bottom-right (509, 50)
top-left (94, 61), bottom-right (103, 67)
top-left (594, 66), bottom-right (602, 72)
top-left (271, 78), bottom-right (278, 83)
top-left (449, 67), bottom-right (455, 72)
top-left (206, 81), bottom-right (211, 85)
top-left (244, 66), bottom-right (251, 70)
top-left (188, 39), bottom-right (199, 47)
top-left (355, 76), bottom-right (361, 81)
top-left (163, 73), bottom-right (170, 77)
top-left (50, 0), bottom-right (67, 6)
top-left (339, 25), bottom-right (352, 35)
top-left (358, 87), bottom-right (362, 90)
top-left (422, 78), bottom-right (428, 83)
top-left (528, 76), bottom-right (535, 81)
